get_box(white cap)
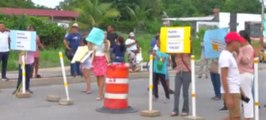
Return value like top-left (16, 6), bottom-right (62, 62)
top-left (129, 32), bottom-right (135, 37)
top-left (72, 23), bottom-right (79, 27)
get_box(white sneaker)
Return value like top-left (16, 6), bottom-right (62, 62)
top-left (2, 78), bottom-right (9, 82)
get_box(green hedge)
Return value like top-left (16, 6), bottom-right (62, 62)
top-left (0, 15), bottom-right (66, 48)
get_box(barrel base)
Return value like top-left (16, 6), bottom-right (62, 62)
top-left (16, 92), bottom-right (31, 98)
top-left (47, 95), bottom-right (61, 102)
top-left (59, 99), bottom-right (73, 106)
top-left (140, 110), bottom-right (161, 117)
top-left (184, 116), bottom-right (205, 120)
top-left (96, 106), bottom-right (137, 114)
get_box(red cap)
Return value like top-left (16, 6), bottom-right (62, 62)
top-left (225, 32), bottom-right (246, 44)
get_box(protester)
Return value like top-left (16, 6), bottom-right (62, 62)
top-left (107, 25), bottom-right (118, 61)
top-left (153, 36), bottom-right (174, 94)
top-left (0, 23), bottom-right (10, 81)
top-left (80, 42), bottom-right (93, 94)
top-left (29, 25), bottom-right (44, 78)
top-left (238, 30), bottom-right (255, 120)
top-left (91, 32), bottom-right (110, 101)
top-left (171, 53), bottom-right (191, 117)
top-left (64, 23), bottom-right (82, 77)
top-left (125, 32), bottom-right (139, 72)
top-left (112, 36), bottom-right (126, 63)
top-left (152, 38), bottom-right (170, 102)
top-left (13, 26), bottom-right (38, 94)
top-left (209, 59), bottom-right (221, 100)
top-left (219, 32), bottom-right (245, 120)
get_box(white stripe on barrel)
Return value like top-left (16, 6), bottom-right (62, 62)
top-left (106, 78), bottom-right (129, 84)
top-left (105, 93), bottom-right (128, 99)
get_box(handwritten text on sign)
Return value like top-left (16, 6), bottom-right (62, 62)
top-left (10, 30), bottom-right (36, 51)
top-left (167, 29), bottom-right (184, 53)
top-left (160, 27), bottom-right (191, 53)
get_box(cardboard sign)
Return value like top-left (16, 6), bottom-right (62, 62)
top-left (10, 30), bottom-right (36, 51)
top-left (86, 27), bottom-right (105, 46)
top-left (71, 46), bottom-right (93, 63)
top-left (160, 27), bottom-right (191, 53)
top-left (203, 28), bottom-right (228, 59)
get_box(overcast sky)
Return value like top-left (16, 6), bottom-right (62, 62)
top-left (31, 0), bottom-right (64, 8)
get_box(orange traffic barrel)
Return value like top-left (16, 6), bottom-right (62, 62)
top-left (97, 63), bottom-right (137, 114)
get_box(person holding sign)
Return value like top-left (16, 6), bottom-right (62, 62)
top-left (125, 32), bottom-right (140, 72)
top-left (64, 23), bottom-right (82, 77)
top-left (171, 53), bottom-right (191, 117)
top-left (219, 32), bottom-right (245, 120)
top-left (0, 23), bottom-right (10, 81)
top-left (90, 32), bottom-right (110, 101)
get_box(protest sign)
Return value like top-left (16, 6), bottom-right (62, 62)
top-left (10, 30), bottom-right (36, 51)
top-left (160, 27), bottom-right (191, 53)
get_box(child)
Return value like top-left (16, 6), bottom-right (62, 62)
top-left (112, 36), bottom-right (126, 63)
top-left (153, 38), bottom-right (170, 102)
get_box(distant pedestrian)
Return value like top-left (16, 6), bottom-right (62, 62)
top-left (152, 38), bottom-right (170, 102)
top-left (198, 41), bottom-right (210, 79)
top-left (29, 25), bottom-right (44, 78)
top-left (91, 32), bottom-right (110, 101)
top-left (238, 30), bottom-right (255, 120)
top-left (125, 32), bottom-right (140, 72)
top-left (64, 23), bottom-right (82, 77)
top-left (209, 59), bottom-right (221, 101)
top-left (219, 32), bottom-right (245, 120)
top-left (112, 36), bottom-right (126, 63)
top-left (107, 25), bottom-right (118, 61)
top-left (171, 53), bottom-right (191, 117)
top-left (0, 23), bottom-right (10, 81)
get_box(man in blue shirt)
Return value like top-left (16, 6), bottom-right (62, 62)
top-left (64, 23), bottom-right (82, 77)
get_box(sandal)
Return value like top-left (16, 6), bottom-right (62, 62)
top-left (96, 96), bottom-right (103, 101)
top-left (36, 74), bottom-right (42, 78)
top-left (170, 112), bottom-right (178, 117)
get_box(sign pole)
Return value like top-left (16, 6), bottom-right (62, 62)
top-left (58, 51), bottom-right (73, 105)
top-left (140, 55), bottom-right (160, 117)
top-left (21, 52), bottom-right (26, 94)
top-left (254, 57), bottom-right (259, 120)
top-left (185, 55), bottom-right (204, 120)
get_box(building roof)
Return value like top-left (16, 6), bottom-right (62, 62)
top-left (0, 7), bottom-right (79, 18)
top-left (162, 16), bottom-right (215, 21)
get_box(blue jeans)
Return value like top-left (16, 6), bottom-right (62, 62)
top-left (70, 62), bottom-right (81, 76)
top-left (0, 52), bottom-right (9, 78)
top-left (210, 72), bottom-right (221, 98)
top-left (113, 56), bottom-right (125, 63)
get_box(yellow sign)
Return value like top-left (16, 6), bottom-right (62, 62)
top-left (160, 27), bottom-right (191, 53)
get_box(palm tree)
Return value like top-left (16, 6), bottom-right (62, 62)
top-left (73, 0), bottom-right (120, 29)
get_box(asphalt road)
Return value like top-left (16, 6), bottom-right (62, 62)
top-left (0, 69), bottom-right (266, 120)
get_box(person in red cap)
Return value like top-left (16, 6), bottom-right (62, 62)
top-left (218, 32), bottom-right (245, 120)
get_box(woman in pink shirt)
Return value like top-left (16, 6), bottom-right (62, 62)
top-left (238, 30), bottom-right (254, 120)
top-left (29, 25), bottom-right (44, 78)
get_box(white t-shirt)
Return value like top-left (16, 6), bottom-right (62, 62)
top-left (219, 50), bottom-right (241, 94)
top-left (125, 38), bottom-right (137, 52)
top-left (153, 45), bottom-right (159, 51)
top-left (94, 43), bottom-right (105, 56)
top-left (0, 31), bottom-right (10, 52)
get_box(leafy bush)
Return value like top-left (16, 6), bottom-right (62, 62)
top-left (0, 15), bottom-right (66, 48)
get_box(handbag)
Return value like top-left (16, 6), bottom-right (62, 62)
top-left (65, 49), bottom-right (74, 60)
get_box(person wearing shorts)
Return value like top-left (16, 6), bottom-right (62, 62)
top-left (81, 49), bottom-right (93, 94)
top-left (219, 32), bottom-right (245, 120)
